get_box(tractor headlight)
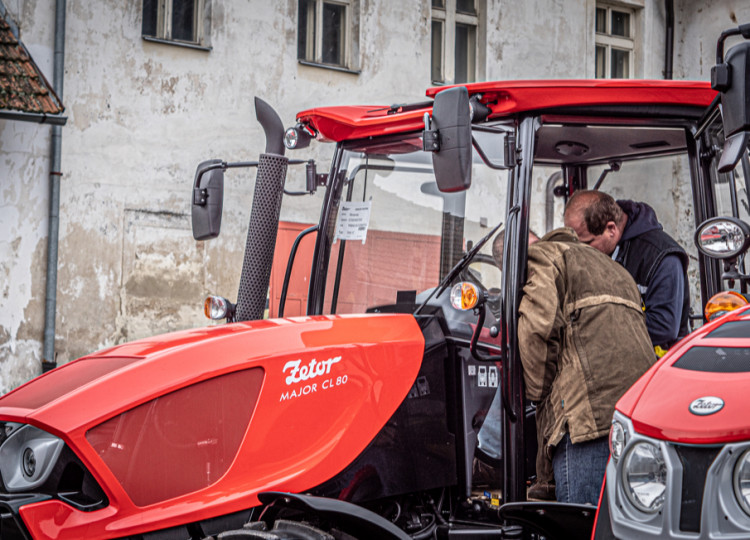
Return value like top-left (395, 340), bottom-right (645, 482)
top-left (0, 423), bottom-right (64, 492)
top-left (622, 441), bottom-right (667, 513)
top-left (733, 448), bottom-right (750, 515)
top-left (609, 420), bottom-right (627, 462)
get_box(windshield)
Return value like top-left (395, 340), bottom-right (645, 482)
top-left (320, 132), bottom-right (510, 333)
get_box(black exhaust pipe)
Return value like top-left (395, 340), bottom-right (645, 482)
top-left (234, 98), bottom-right (289, 322)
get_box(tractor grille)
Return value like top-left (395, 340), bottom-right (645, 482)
top-left (673, 445), bottom-right (721, 533)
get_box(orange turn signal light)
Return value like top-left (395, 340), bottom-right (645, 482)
top-left (450, 282), bottom-right (479, 311)
top-left (204, 295), bottom-right (230, 320)
top-left (704, 290), bottom-right (749, 322)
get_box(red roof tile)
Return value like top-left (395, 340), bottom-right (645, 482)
top-left (0, 16), bottom-right (63, 115)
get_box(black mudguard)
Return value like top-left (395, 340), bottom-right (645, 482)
top-left (258, 491), bottom-right (411, 540)
top-left (499, 501), bottom-right (596, 540)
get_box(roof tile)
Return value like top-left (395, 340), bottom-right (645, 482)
top-left (0, 16), bottom-right (63, 115)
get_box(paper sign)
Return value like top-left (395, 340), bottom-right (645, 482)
top-left (334, 201), bottom-right (371, 243)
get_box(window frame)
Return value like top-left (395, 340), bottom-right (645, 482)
top-left (594, 3), bottom-right (635, 79)
top-left (142, 0), bottom-right (211, 51)
top-left (431, 0), bottom-right (483, 85)
top-left (297, 0), bottom-right (360, 74)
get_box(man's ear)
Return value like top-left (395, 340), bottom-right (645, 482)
top-left (605, 221), bottom-right (618, 237)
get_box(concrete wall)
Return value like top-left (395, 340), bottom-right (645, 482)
top-left (2, 0), bottom-right (750, 394)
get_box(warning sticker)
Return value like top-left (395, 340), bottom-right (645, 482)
top-left (478, 366), bottom-right (487, 387)
top-left (334, 201), bottom-right (371, 244)
top-left (488, 366), bottom-right (498, 388)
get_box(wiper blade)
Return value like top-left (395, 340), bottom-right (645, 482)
top-left (414, 221), bottom-right (503, 316)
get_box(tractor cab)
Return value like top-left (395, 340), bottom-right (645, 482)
top-left (183, 27), bottom-right (750, 538)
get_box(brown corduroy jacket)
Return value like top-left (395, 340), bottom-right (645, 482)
top-left (519, 228), bottom-right (655, 451)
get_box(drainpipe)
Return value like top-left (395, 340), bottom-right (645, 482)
top-left (42, 0), bottom-right (66, 372)
top-left (664, 0), bottom-right (674, 79)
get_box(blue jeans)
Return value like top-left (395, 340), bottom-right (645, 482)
top-left (476, 389), bottom-right (502, 461)
top-left (552, 433), bottom-right (609, 505)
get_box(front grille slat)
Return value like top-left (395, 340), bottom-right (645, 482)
top-left (673, 445), bottom-right (722, 533)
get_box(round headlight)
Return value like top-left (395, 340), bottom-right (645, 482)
top-left (623, 442), bottom-right (666, 513)
top-left (609, 421), bottom-right (626, 462)
top-left (284, 127), bottom-right (299, 149)
top-left (733, 448), bottom-right (750, 516)
top-left (22, 447), bottom-right (36, 478)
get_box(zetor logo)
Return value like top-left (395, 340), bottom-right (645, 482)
top-left (283, 356), bottom-right (342, 385)
top-left (688, 396), bottom-right (724, 416)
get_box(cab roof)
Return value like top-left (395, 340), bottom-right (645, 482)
top-left (296, 79), bottom-right (717, 143)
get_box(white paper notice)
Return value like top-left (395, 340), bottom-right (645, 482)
top-left (334, 201), bottom-right (371, 244)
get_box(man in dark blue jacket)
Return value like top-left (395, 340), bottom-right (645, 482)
top-left (563, 190), bottom-right (689, 355)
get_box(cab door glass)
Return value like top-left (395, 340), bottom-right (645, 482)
top-left (587, 153), bottom-right (700, 318)
top-left (322, 130), bottom-right (512, 347)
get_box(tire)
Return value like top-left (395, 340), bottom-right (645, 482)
top-left (216, 519), bottom-right (337, 540)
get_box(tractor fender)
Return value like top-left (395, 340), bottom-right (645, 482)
top-left (257, 491), bottom-right (410, 540)
top-left (498, 501), bottom-right (596, 539)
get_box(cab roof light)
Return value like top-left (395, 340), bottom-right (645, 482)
top-left (704, 290), bottom-right (749, 322)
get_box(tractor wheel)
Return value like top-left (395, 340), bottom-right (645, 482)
top-left (216, 518), bottom-right (341, 540)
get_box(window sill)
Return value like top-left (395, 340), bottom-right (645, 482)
top-left (142, 36), bottom-right (212, 52)
top-left (298, 60), bottom-right (360, 75)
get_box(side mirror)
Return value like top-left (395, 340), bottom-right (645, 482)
top-left (695, 217), bottom-right (750, 286)
top-left (695, 217), bottom-right (750, 260)
top-left (191, 159), bottom-right (225, 240)
top-left (427, 86), bottom-right (472, 193)
top-left (711, 25), bottom-right (750, 172)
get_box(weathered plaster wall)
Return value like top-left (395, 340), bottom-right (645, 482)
top-left (3, 0), bottom-right (750, 395)
top-left (674, 0), bottom-right (748, 80)
top-left (0, 0), bottom-right (56, 393)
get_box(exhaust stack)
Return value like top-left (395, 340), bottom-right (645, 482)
top-left (235, 98), bottom-right (289, 322)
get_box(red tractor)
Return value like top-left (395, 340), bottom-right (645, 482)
top-left (2, 24), bottom-right (750, 540)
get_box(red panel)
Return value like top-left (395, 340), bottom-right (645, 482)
top-left (6, 315), bottom-right (424, 539)
top-left (297, 80), bottom-right (716, 143)
top-left (269, 222), bottom-right (441, 316)
top-left (0, 357), bottom-right (138, 410)
top-left (324, 230), bottom-right (441, 314)
top-left (268, 221), bottom-right (317, 318)
top-left (86, 368), bottom-right (264, 506)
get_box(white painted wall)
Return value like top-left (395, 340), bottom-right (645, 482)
top-left (2, 0), bottom-right (750, 394)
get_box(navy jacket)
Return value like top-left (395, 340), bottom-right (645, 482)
top-left (615, 200), bottom-right (690, 347)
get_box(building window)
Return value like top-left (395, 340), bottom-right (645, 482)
top-left (142, 0), bottom-right (210, 50)
top-left (431, 0), bottom-right (481, 84)
top-left (595, 4), bottom-right (634, 79)
top-left (298, 0), bottom-right (359, 72)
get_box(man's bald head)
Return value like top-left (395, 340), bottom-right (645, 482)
top-left (563, 190), bottom-right (624, 255)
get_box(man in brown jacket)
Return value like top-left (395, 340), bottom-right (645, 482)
top-left (520, 227), bottom-right (655, 504)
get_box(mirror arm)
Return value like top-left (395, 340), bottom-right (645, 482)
top-left (193, 161), bottom-right (260, 206)
top-left (592, 161), bottom-right (621, 191)
top-left (716, 24), bottom-right (750, 65)
top-left (422, 112), bottom-right (440, 152)
top-left (470, 133), bottom-right (518, 170)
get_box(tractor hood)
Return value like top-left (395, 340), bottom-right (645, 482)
top-left (0, 314), bottom-right (425, 535)
top-left (0, 314), bottom-right (424, 435)
top-left (617, 306), bottom-right (750, 445)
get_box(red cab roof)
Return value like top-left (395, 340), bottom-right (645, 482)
top-left (296, 79), bottom-right (717, 143)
